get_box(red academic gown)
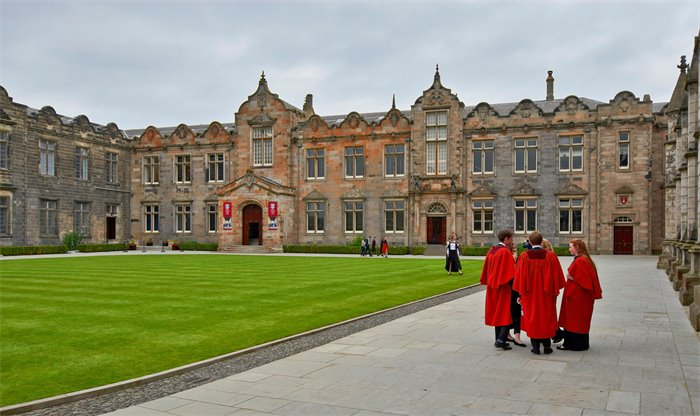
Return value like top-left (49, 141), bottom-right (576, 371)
top-left (513, 249), bottom-right (565, 338)
top-left (558, 255), bottom-right (603, 334)
top-left (480, 244), bottom-right (515, 326)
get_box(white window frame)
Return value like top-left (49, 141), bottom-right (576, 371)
top-left (175, 204), bottom-right (192, 233)
top-left (105, 152), bottom-right (118, 184)
top-left (426, 111), bottom-right (448, 175)
top-left (143, 155), bottom-right (160, 185)
top-left (559, 198), bottom-right (584, 234)
top-left (472, 140), bottom-right (494, 175)
top-left (384, 144), bottom-right (405, 178)
top-left (207, 203), bottom-right (218, 233)
top-left (0, 194), bottom-right (11, 235)
top-left (174, 154), bottom-right (191, 184)
top-left (39, 139), bottom-right (56, 176)
top-left (344, 200), bottom-right (364, 233)
top-left (40, 199), bottom-right (58, 236)
top-left (344, 146), bottom-right (364, 179)
top-left (306, 201), bottom-right (325, 234)
top-left (252, 126), bottom-right (273, 167)
top-left (207, 153), bottom-right (225, 183)
top-left (74, 201), bottom-right (91, 237)
top-left (306, 148), bottom-right (325, 180)
top-left (558, 135), bottom-right (583, 172)
top-left (514, 198), bottom-right (537, 233)
top-left (384, 199), bottom-right (405, 233)
top-left (76, 147), bottom-right (89, 180)
top-left (618, 131), bottom-right (630, 169)
top-left (472, 199), bottom-right (494, 234)
top-left (144, 204), bottom-right (159, 233)
top-left (514, 138), bottom-right (538, 173)
top-left (0, 131), bottom-right (9, 170)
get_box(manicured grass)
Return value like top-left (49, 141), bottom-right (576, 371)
top-left (0, 255), bottom-right (482, 406)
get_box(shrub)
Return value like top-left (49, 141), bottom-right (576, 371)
top-left (283, 244), bottom-right (412, 255)
top-left (1, 245), bottom-right (68, 256)
top-left (179, 241), bottom-right (218, 251)
top-left (62, 231), bottom-right (82, 251)
top-left (411, 245), bottom-right (426, 255)
top-left (78, 243), bottom-right (128, 253)
top-left (461, 246), bottom-right (491, 256)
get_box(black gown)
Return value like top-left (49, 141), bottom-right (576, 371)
top-left (445, 241), bottom-right (462, 272)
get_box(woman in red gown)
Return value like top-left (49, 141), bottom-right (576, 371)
top-left (554, 239), bottom-right (603, 351)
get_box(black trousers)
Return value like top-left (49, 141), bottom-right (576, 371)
top-left (531, 338), bottom-right (552, 351)
top-left (494, 326), bottom-right (509, 344)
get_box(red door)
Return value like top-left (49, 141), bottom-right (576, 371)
top-left (242, 204), bottom-right (262, 245)
top-left (427, 217), bottom-right (446, 244)
top-left (613, 226), bottom-right (633, 254)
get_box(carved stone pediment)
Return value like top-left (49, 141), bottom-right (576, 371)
top-left (510, 182), bottom-right (540, 196)
top-left (141, 193), bottom-right (161, 203)
top-left (554, 96), bottom-right (590, 115)
top-left (74, 115), bottom-right (94, 133)
top-left (468, 103), bottom-right (499, 121)
top-left (342, 188), bottom-right (366, 200)
top-left (555, 182), bottom-right (589, 195)
top-left (469, 183), bottom-right (497, 197)
top-left (610, 91), bottom-right (638, 113)
top-left (247, 112), bottom-right (276, 126)
top-left (511, 100), bottom-right (543, 119)
top-left (174, 124), bottom-right (193, 140)
top-left (381, 189), bottom-right (405, 198)
top-left (303, 190), bottom-right (327, 200)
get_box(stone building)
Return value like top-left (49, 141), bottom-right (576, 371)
top-left (124, 68), bottom-right (667, 254)
top-left (0, 65), bottom-right (671, 254)
top-left (0, 86), bottom-right (131, 246)
top-left (659, 31), bottom-right (700, 330)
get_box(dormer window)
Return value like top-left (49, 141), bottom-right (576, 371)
top-left (253, 126), bottom-right (273, 167)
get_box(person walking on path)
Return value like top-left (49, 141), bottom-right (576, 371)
top-left (380, 237), bottom-right (389, 258)
top-left (553, 239), bottom-right (603, 351)
top-left (513, 230), bottom-right (565, 355)
top-left (480, 229), bottom-right (516, 350)
top-left (445, 233), bottom-right (463, 275)
top-left (371, 237), bottom-right (377, 257)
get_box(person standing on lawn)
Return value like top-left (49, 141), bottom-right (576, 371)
top-left (445, 233), bottom-right (463, 275)
top-left (371, 237), bottom-right (377, 257)
top-left (480, 229), bottom-right (516, 350)
top-left (380, 237), bottom-right (389, 258)
top-left (513, 230), bottom-right (566, 355)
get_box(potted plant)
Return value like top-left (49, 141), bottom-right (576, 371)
top-left (171, 240), bottom-right (180, 251)
top-left (146, 237), bottom-right (153, 246)
top-left (128, 239), bottom-right (137, 250)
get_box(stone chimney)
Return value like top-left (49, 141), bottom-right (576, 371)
top-left (303, 94), bottom-right (314, 116)
top-left (546, 70), bottom-right (554, 101)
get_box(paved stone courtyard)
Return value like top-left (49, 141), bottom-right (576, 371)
top-left (99, 255), bottom-right (699, 416)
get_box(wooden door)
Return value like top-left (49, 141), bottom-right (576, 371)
top-left (613, 226), bottom-right (633, 254)
top-left (242, 204), bottom-right (262, 245)
top-left (427, 217), bottom-right (446, 244)
top-left (105, 217), bottom-right (116, 241)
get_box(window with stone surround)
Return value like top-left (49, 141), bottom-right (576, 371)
top-left (105, 152), bottom-right (118, 183)
top-left (207, 203), bottom-right (218, 233)
top-left (39, 139), bottom-right (56, 176)
top-left (40, 199), bottom-right (57, 236)
top-left (514, 138), bottom-right (537, 173)
top-left (306, 148), bottom-right (325, 180)
top-left (559, 135), bottom-right (583, 172)
top-left (618, 132), bottom-right (630, 169)
top-left (384, 200), bottom-right (405, 233)
top-left (0, 131), bottom-right (10, 170)
top-left (559, 198), bottom-right (583, 233)
top-left (472, 200), bottom-right (494, 233)
top-left (0, 195), bottom-right (10, 235)
top-left (426, 111), bottom-right (447, 175)
top-left (74, 201), bottom-right (91, 237)
top-left (175, 154), bottom-right (191, 184)
top-left (143, 155), bottom-right (159, 185)
top-left (76, 147), bottom-right (89, 180)
top-left (344, 147), bottom-right (364, 178)
top-left (514, 198), bottom-right (537, 232)
top-left (384, 144), bottom-right (405, 177)
top-left (306, 201), bottom-right (325, 233)
top-left (144, 204), bottom-right (159, 233)
top-left (344, 201), bottom-right (364, 233)
top-left (253, 126), bottom-right (273, 167)
top-left (175, 204), bottom-right (191, 233)
top-left (472, 140), bottom-right (494, 175)
top-left (207, 153), bottom-right (225, 183)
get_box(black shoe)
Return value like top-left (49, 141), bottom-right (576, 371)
top-left (494, 342), bottom-right (512, 350)
top-left (543, 347), bottom-right (553, 354)
top-left (556, 346), bottom-right (569, 351)
top-left (530, 348), bottom-right (540, 355)
top-left (551, 330), bottom-right (564, 344)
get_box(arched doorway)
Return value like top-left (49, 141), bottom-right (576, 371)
top-left (426, 202), bottom-right (447, 244)
top-left (613, 216), bottom-right (633, 254)
top-left (242, 204), bottom-right (262, 245)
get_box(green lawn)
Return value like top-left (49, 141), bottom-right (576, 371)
top-left (0, 255), bottom-right (481, 406)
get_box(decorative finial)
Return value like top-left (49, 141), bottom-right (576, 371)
top-left (432, 64), bottom-right (442, 88)
top-left (436, 64), bottom-right (439, 74)
top-left (678, 55), bottom-right (688, 73)
top-left (259, 70), bottom-right (267, 84)
top-left (392, 94), bottom-right (396, 109)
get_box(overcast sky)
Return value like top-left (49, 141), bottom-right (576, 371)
top-left (1, 0), bottom-right (698, 130)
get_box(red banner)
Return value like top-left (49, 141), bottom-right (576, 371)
top-left (223, 201), bottom-right (232, 219)
top-left (268, 201), bottom-right (278, 218)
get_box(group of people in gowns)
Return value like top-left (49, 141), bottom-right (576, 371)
top-left (480, 229), bottom-right (602, 354)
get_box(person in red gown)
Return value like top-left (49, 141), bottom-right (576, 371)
top-left (513, 230), bottom-right (566, 355)
top-left (553, 239), bottom-right (603, 351)
top-left (480, 229), bottom-right (515, 350)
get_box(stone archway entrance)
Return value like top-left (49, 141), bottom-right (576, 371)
top-left (242, 204), bottom-right (262, 245)
top-left (426, 202), bottom-right (447, 244)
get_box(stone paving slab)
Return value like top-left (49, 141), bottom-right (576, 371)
top-left (100, 256), bottom-right (699, 416)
